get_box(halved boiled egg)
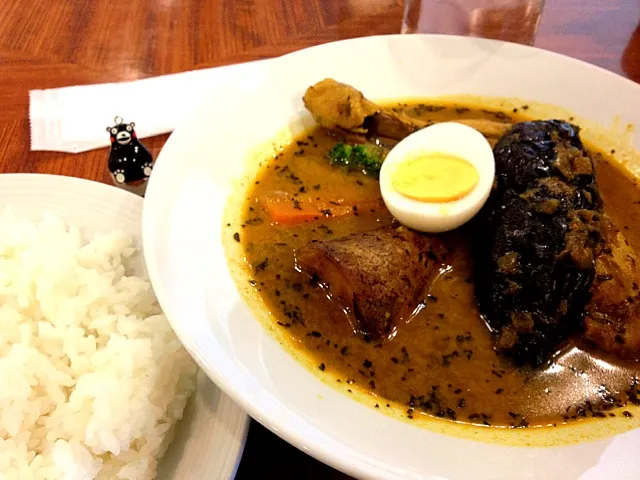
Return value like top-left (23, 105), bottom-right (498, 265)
top-left (379, 122), bottom-right (495, 233)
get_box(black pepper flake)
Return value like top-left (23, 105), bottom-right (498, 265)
top-left (363, 359), bottom-right (373, 368)
top-left (495, 388), bottom-right (504, 395)
top-left (441, 350), bottom-right (459, 367)
top-left (313, 184), bottom-right (321, 190)
top-left (320, 209), bottom-right (332, 216)
top-left (292, 198), bottom-right (302, 210)
top-left (254, 258), bottom-right (269, 273)
top-left (233, 232), bottom-right (240, 242)
top-left (454, 388), bottom-right (463, 394)
top-left (310, 331), bottom-right (322, 338)
top-left (398, 346), bottom-right (409, 363)
top-left (623, 411), bottom-right (633, 418)
top-left (457, 398), bottom-right (466, 408)
top-left (325, 339), bottom-right (331, 346)
top-left (491, 369), bottom-right (503, 378)
top-left (522, 105), bottom-right (529, 110)
top-left (347, 379), bottom-right (355, 385)
top-left (426, 294), bottom-right (438, 302)
top-left (340, 346), bottom-right (349, 356)
top-left (375, 404), bottom-right (379, 408)
top-left (318, 363), bottom-right (326, 371)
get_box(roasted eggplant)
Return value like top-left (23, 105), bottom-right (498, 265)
top-left (475, 120), bottom-right (604, 365)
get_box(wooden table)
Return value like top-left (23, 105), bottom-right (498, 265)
top-left (0, 0), bottom-right (638, 478)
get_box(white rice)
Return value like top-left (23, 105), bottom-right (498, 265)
top-left (0, 210), bottom-right (197, 480)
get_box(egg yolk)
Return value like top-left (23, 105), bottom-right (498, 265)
top-left (392, 153), bottom-right (479, 202)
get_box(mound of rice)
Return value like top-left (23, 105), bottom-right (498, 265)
top-left (0, 211), bottom-right (197, 480)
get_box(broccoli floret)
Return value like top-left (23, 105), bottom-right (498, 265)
top-left (327, 142), bottom-right (386, 178)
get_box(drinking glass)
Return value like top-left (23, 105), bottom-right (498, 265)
top-left (402, 0), bottom-right (546, 46)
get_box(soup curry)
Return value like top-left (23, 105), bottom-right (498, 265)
top-left (236, 94), bottom-right (640, 429)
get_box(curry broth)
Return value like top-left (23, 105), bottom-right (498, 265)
top-left (240, 101), bottom-right (640, 428)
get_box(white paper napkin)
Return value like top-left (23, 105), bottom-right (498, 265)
top-left (29, 60), bottom-right (270, 153)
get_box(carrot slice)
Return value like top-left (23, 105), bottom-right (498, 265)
top-left (262, 191), bottom-right (384, 225)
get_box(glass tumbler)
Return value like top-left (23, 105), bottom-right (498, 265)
top-left (402, 0), bottom-right (546, 46)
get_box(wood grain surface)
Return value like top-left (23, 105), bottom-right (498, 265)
top-left (0, 0), bottom-right (639, 479)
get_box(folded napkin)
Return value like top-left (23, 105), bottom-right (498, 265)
top-left (29, 60), bottom-right (269, 153)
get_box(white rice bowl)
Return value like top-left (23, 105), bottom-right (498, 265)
top-left (0, 209), bottom-right (197, 480)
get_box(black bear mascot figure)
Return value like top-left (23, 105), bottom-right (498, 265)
top-left (106, 116), bottom-right (153, 187)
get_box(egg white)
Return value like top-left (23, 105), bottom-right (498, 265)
top-left (379, 122), bottom-right (495, 233)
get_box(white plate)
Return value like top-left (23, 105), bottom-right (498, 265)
top-left (0, 174), bottom-right (249, 480)
top-left (143, 35), bottom-right (640, 480)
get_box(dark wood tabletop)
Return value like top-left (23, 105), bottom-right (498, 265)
top-left (0, 1), bottom-right (639, 478)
